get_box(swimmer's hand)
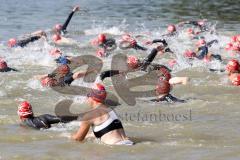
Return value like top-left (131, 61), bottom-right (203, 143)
top-left (73, 6), bottom-right (80, 12)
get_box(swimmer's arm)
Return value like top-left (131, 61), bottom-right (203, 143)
top-left (152, 39), bottom-right (168, 46)
top-left (43, 114), bottom-right (61, 124)
top-left (206, 40), bottom-right (218, 47)
top-left (134, 43), bottom-right (147, 51)
top-left (100, 70), bottom-right (120, 81)
top-left (71, 121), bottom-right (90, 141)
top-left (61, 6), bottom-right (79, 33)
top-left (169, 77), bottom-right (189, 85)
top-left (140, 48), bottom-right (158, 70)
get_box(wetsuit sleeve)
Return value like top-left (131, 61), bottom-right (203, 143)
top-left (152, 39), bottom-right (168, 46)
top-left (134, 43), bottom-right (147, 51)
top-left (140, 48), bottom-right (158, 70)
top-left (43, 114), bottom-right (61, 124)
top-left (100, 70), bottom-right (120, 81)
top-left (64, 72), bottom-right (74, 85)
top-left (0, 67), bottom-right (18, 72)
top-left (206, 40), bottom-right (218, 47)
top-left (196, 46), bottom-right (208, 60)
top-left (17, 35), bottom-right (41, 47)
top-left (61, 11), bottom-right (75, 33)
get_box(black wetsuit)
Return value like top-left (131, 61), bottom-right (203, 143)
top-left (151, 94), bottom-right (186, 103)
top-left (132, 43), bottom-right (147, 51)
top-left (99, 38), bottom-right (117, 52)
top-left (13, 35), bottom-right (42, 48)
top-left (182, 21), bottom-right (208, 32)
top-left (0, 67), bottom-right (18, 72)
top-left (20, 114), bottom-right (62, 129)
top-left (197, 40), bottom-right (221, 61)
top-left (60, 11), bottom-right (76, 35)
top-left (152, 39), bottom-right (168, 46)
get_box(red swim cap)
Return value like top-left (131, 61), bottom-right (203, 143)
top-left (231, 36), bottom-right (237, 43)
top-left (88, 83), bottom-right (107, 102)
top-left (184, 50), bottom-right (196, 58)
top-left (98, 34), bottom-right (106, 43)
top-left (8, 38), bottom-right (17, 47)
top-left (187, 28), bottom-right (194, 35)
top-left (167, 25), bottom-right (176, 33)
top-left (52, 34), bottom-right (61, 42)
top-left (158, 67), bottom-right (171, 81)
top-left (54, 24), bottom-right (63, 32)
top-left (225, 43), bottom-right (233, 51)
top-left (127, 56), bottom-right (139, 69)
top-left (17, 101), bottom-right (33, 119)
top-left (57, 64), bottom-right (70, 75)
top-left (41, 77), bottom-right (58, 87)
top-left (232, 43), bottom-right (240, 51)
top-left (156, 80), bottom-right (171, 95)
top-left (226, 59), bottom-right (240, 72)
top-left (0, 60), bottom-right (8, 69)
top-left (232, 74), bottom-right (240, 86)
top-left (197, 39), bottom-right (206, 46)
top-left (49, 48), bottom-right (62, 57)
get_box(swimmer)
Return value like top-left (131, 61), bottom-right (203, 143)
top-left (161, 24), bottom-right (177, 37)
top-left (53, 5), bottom-right (80, 35)
top-left (119, 34), bottom-right (147, 51)
top-left (94, 34), bottom-right (117, 57)
top-left (177, 19), bottom-right (208, 32)
top-left (52, 33), bottom-right (78, 45)
top-left (49, 48), bottom-right (72, 65)
top-left (35, 64), bottom-right (95, 87)
top-left (8, 30), bottom-right (47, 48)
top-left (17, 101), bottom-right (63, 129)
top-left (71, 83), bottom-right (134, 145)
top-left (195, 39), bottom-right (222, 61)
top-left (150, 80), bottom-right (186, 103)
top-left (0, 59), bottom-right (18, 72)
top-left (226, 59), bottom-right (240, 86)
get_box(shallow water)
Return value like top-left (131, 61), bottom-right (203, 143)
top-left (1, 0), bottom-right (240, 160)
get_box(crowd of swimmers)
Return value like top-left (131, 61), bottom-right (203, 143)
top-left (1, 5), bottom-right (240, 146)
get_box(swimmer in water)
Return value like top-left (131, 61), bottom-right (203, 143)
top-left (94, 34), bottom-right (117, 57)
top-left (17, 101), bottom-right (64, 129)
top-left (71, 83), bottom-right (134, 145)
top-left (195, 39), bottom-right (222, 61)
top-left (226, 59), bottom-right (240, 86)
top-left (177, 19), bottom-right (209, 32)
top-left (35, 64), bottom-right (95, 87)
top-left (0, 59), bottom-right (18, 72)
top-left (150, 80), bottom-right (186, 103)
top-left (119, 34), bottom-right (147, 51)
top-left (49, 48), bottom-right (72, 65)
top-left (53, 5), bottom-right (80, 35)
top-left (8, 30), bottom-right (47, 48)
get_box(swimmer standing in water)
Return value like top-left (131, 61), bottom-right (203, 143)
top-left (71, 83), bottom-right (134, 145)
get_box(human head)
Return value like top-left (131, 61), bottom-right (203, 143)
top-left (54, 24), bottom-right (63, 32)
top-left (57, 64), bottom-right (70, 77)
top-left (8, 38), bottom-right (17, 47)
top-left (52, 34), bottom-right (61, 42)
top-left (127, 55), bottom-right (140, 69)
top-left (156, 80), bottom-right (171, 96)
top-left (0, 59), bottom-right (8, 70)
top-left (196, 39), bottom-right (206, 47)
top-left (226, 59), bottom-right (240, 73)
top-left (98, 34), bottom-right (106, 44)
top-left (167, 25), bottom-right (176, 33)
top-left (17, 101), bottom-right (33, 120)
top-left (87, 83), bottom-right (107, 104)
top-left (41, 77), bottom-right (58, 87)
top-left (49, 48), bottom-right (62, 57)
